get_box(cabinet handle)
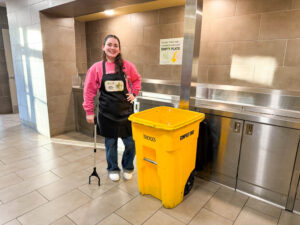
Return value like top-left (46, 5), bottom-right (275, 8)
top-left (233, 121), bottom-right (241, 133)
top-left (246, 123), bottom-right (253, 135)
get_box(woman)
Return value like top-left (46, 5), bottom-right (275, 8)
top-left (83, 34), bottom-right (141, 181)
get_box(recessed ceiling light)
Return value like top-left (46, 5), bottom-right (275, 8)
top-left (104, 9), bottom-right (114, 16)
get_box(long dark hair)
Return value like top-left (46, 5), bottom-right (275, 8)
top-left (102, 34), bottom-right (124, 74)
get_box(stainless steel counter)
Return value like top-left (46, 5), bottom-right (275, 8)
top-left (138, 91), bottom-right (300, 129)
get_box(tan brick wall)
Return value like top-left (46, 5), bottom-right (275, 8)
top-left (200, 0), bottom-right (300, 91)
top-left (85, 6), bottom-right (184, 82)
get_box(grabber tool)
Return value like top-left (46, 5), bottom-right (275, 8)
top-left (88, 117), bottom-right (100, 186)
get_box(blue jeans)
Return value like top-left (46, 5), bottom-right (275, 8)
top-left (105, 136), bottom-right (136, 172)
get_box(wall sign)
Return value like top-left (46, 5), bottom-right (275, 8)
top-left (160, 38), bottom-right (183, 65)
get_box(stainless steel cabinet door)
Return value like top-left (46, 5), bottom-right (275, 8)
top-left (294, 182), bottom-right (300, 213)
top-left (237, 122), bottom-right (300, 206)
top-left (200, 114), bottom-right (243, 188)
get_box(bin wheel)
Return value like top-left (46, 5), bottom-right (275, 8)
top-left (184, 170), bottom-right (195, 196)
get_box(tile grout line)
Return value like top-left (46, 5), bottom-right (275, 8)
top-left (96, 193), bottom-right (141, 225)
top-left (11, 190), bottom-right (50, 223)
top-left (200, 186), bottom-right (240, 223)
top-left (277, 209), bottom-right (284, 225)
top-left (231, 195), bottom-right (249, 224)
top-left (186, 186), bottom-right (221, 225)
top-left (203, 207), bottom-right (235, 224)
top-left (140, 205), bottom-right (163, 225)
top-left (244, 200), bottom-right (282, 222)
top-left (156, 207), bottom-right (188, 225)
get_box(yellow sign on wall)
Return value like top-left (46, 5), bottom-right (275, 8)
top-left (160, 38), bottom-right (183, 65)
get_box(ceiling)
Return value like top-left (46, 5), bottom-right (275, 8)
top-left (41, 0), bottom-right (185, 22)
top-left (76, 0), bottom-right (185, 22)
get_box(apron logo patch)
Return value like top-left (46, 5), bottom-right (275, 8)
top-left (180, 130), bottom-right (194, 140)
top-left (104, 80), bottom-right (124, 92)
top-left (144, 134), bottom-right (156, 142)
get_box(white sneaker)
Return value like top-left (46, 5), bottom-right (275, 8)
top-left (109, 173), bottom-right (120, 181)
top-left (123, 171), bottom-right (133, 180)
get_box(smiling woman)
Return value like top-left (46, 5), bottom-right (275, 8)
top-left (83, 34), bottom-right (141, 182)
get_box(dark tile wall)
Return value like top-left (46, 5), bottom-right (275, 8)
top-left (199, 0), bottom-right (300, 91)
top-left (85, 6), bottom-right (185, 82)
top-left (40, 14), bottom-right (76, 136)
top-left (85, 1), bottom-right (300, 91)
top-left (0, 7), bottom-right (12, 113)
top-left (75, 21), bottom-right (87, 74)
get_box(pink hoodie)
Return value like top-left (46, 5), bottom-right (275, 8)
top-left (83, 60), bottom-right (141, 115)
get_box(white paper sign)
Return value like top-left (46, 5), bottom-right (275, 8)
top-left (160, 38), bottom-right (183, 65)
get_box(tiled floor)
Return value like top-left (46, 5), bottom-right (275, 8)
top-left (1, 114), bottom-right (300, 225)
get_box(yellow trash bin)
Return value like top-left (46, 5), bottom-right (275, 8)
top-left (129, 106), bottom-right (205, 208)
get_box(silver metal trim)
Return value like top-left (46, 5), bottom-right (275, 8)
top-left (143, 157), bottom-right (157, 165)
top-left (236, 189), bottom-right (285, 210)
top-left (179, 0), bottom-right (202, 109)
top-left (196, 83), bottom-right (300, 96)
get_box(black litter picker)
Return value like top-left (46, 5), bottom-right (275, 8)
top-left (88, 118), bottom-right (100, 186)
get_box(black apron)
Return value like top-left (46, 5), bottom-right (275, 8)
top-left (97, 61), bottom-right (133, 138)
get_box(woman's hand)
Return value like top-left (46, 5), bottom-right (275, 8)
top-left (126, 93), bottom-right (136, 104)
top-left (86, 114), bottom-right (95, 124)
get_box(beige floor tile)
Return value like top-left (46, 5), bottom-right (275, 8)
top-left (117, 175), bottom-right (140, 196)
top-left (0, 159), bottom-right (36, 177)
top-left (51, 156), bottom-right (94, 177)
top-left (13, 141), bottom-right (49, 151)
top-left (38, 170), bottom-right (89, 200)
top-left (189, 208), bottom-right (233, 225)
top-left (0, 147), bottom-right (19, 158)
top-left (68, 188), bottom-right (133, 225)
top-left (1, 152), bottom-right (32, 165)
top-left (160, 185), bottom-right (215, 224)
top-left (0, 173), bottom-right (23, 190)
top-left (61, 149), bottom-right (92, 162)
top-left (78, 175), bottom-right (119, 199)
top-left (195, 177), bottom-right (221, 193)
top-left (278, 210), bottom-right (300, 225)
top-left (3, 219), bottom-right (22, 225)
top-left (26, 136), bottom-right (52, 147)
top-left (41, 143), bottom-right (77, 156)
top-left (205, 187), bottom-right (248, 221)
top-left (143, 210), bottom-right (184, 225)
top-left (96, 213), bottom-right (131, 225)
top-left (16, 158), bottom-right (68, 179)
top-left (1, 147), bottom-right (48, 164)
top-left (116, 195), bottom-right (162, 225)
top-left (246, 197), bottom-right (282, 219)
top-left (18, 190), bottom-right (90, 225)
top-left (50, 216), bottom-right (76, 225)
top-left (0, 172), bottom-right (60, 203)
top-left (234, 206), bottom-right (278, 225)
top-left (0, 191), bottom-right (47, 224)
top-left (30, 150), bottom-right (64, 163)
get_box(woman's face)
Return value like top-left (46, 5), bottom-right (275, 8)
top-left (102, 37), bottom-right (120, 61)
